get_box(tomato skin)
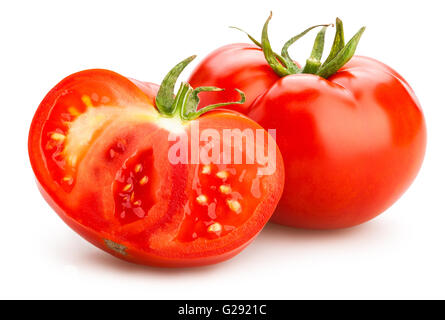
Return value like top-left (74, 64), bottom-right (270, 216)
top-left (248, 56), bottom-right (426, 229)
top-left (35, 176), bottom-right (256, 267)
top-left (29, 69), bottom-right (284, 267)
top-left (188, 43), bottom-right (279, 113)
top-left (190, 46), bottom-right (426, 229)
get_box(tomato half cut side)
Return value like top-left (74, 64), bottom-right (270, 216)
top-left (29, 65), bottom-right (284, 267)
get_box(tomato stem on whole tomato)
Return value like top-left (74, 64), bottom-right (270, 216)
top-left (233, 12), bottom-right (366, 79)
top-left (301, 26), bottom-right (328, 74)
top-left (229, 25), bottom-right (292, 70)
top-left (155, 56), bottom-right (245, 121)
top-left (260, 13), bottom-right (292, 77)
top-left (281, 24), bottom-right (331, 73)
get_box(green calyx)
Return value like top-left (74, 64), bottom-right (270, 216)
top-left (155, 56), bottom-right (245, 121)
top-left (232, 13), bottom-right (366, 79)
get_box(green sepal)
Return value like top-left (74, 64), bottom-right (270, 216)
top-left (281, 24), bottom-right (331, 74)
top-left (155, 56), bottom-right (246, 121)
top-left (317, 26), bottom-right (366, 78)
top-left (156, 55), bottom-right (196, 115)
top-left (323, 18), bottom-right (345, 66)
top-left (230, 26), bottom-right (291, 69)
top-left (230, 14), bottom-right (366, 79)
top-left (302, 26), bottom-right (328, 74)
top-left (183, 88), bottom-right (245, 120)
top-left (261, 12), bottom-right (292, 77)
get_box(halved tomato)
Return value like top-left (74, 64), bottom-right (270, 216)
top-left (28, 57), bottom-right (284, 267)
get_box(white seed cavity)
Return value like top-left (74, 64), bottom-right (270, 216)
top-left (207, 222), bottom-right (222, 233)
top-left (196, 194), bottom-right (208, 205)
top-left (227, 199), bottom-right (241, 213)
top-left (67, 154), bottom-right (78, 166)
top-left (63, 104), bottom-right (157, 168)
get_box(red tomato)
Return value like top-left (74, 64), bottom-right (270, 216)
top-left (249, 56), bottom-right (426, 229)
top-left (189, 16), bottom-right (426, 229)
top-left (28, 57), bottom-right (284, 267)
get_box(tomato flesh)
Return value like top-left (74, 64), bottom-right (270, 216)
top-left (28, 69), bottom-right (284, 267)
top-left (177, 163), bottom-right (263, 242)
top-left (113, 148), bottom-right (156, 225)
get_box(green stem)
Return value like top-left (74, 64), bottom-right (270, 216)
top-left (182, 86), bottom-right (223, 119)
top-left (230, 26), bottom-right (290, 68)
top-left (229, 26), bottom-right (262, 48)
top-left (155, 56), bottom-right (246, 121)
top-left (184, 89), bottom-right (245, 120)
top-left (156, 55), bottom-right (196, 115)
top-left (261, 12), bottom-right (292, 77)
top-left (170, 82), bottom-right (193, 117)
top-left (302, 26), bottom-right (328, 74)
top-left (233, 14), bottom-right (365, 79)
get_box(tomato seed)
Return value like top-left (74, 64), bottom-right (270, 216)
top-left (196, 194), bottom-right (208, 205)
top-left (139, 176), bottom-right (148, 185)
top-left (219, 184), bottom-right (232, 194)
top-left (122, 184), bottom-right (132, 192)
top-left (201, 165), bottom-right (211, 174)
top-left (81, 95), bottom-right (93, 108)
top-left (216, 170), bottom-right (229, 179)
top-left (207, 222), bottom-right (222, 233)
top-left (227, 199), bottom-right (241, 213)
top-left (134, 164), bottom-right (142, 173)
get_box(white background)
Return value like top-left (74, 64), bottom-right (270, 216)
top-left (1, 0), bottom-right (444, 299)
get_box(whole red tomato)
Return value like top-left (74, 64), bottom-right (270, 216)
top-left (28, 56), bottom-right (284, 267)
top-left (189, 15), bottom-right (427, 229)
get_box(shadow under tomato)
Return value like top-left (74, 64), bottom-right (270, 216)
top-left (48, 232), bottom-right (236, 275)
top-left (254, 217), bottom-right (394, 246)
top-left (260, 222), bottom-right (366, 238)
top-left (81, 249), bottom-right (227, 275)
top-left (49, 216), bottom-right (392, 273)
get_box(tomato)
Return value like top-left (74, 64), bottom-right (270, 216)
top-left (28, 56), bottom-right (284, 267)
top-left (189, 15), bottom-right (426, 229)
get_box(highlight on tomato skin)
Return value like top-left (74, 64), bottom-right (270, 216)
top-left (188, 14), bottom-right (427, 230)
top-left (28, 57), bottom-right (285, 267)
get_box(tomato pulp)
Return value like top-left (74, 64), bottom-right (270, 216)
top-left (29, 57), bottom-right (284, 267)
